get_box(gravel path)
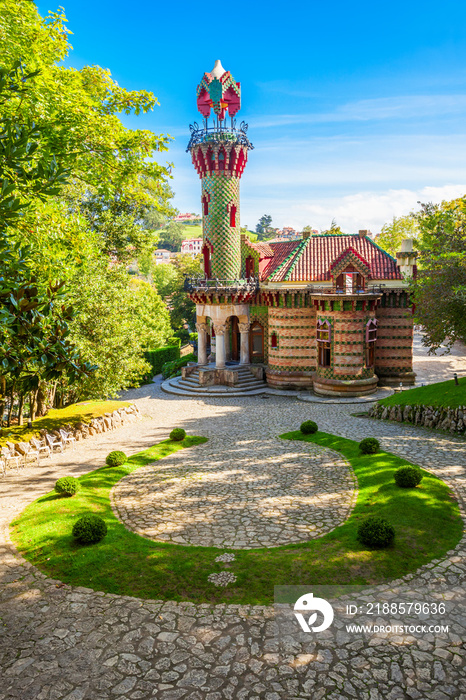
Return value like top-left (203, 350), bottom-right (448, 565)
top-left (1, 334), bottom-right (465, 699)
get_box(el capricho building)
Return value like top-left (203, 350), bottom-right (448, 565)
top-left (183, 61), bottom-right (416, 396)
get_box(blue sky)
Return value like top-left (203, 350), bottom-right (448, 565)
top-left (39, 0), bottom-right (466, 232)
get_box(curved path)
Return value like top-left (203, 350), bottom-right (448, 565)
top-left (1, 339), bottom-right (466, 699)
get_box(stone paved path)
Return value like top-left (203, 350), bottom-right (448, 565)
top-left (112, 440), bottom-right (356, 549)
top-left (1, 334), bottom-right (466, 699)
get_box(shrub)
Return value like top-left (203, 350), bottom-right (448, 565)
top-left (143, 345), bottom-right (181, 379)
top-left (106, 450), bottom-right (127, 467)
top-left (359, 437), bottom-right (380, 454)
top-left (357, 516), bottom-right (395, 548)
top-left (170, 428), bottom-right (186, 441)
top-left (394, 465), bottom-right (423, 488)
top-left (161, 353), bottom-right (197, 379)
top-left (72, 514), bottom-right (107, 545)
top-left (300, 420), bottom-right (318, 435)
top-left (55, 476), bottom-right (80, 497)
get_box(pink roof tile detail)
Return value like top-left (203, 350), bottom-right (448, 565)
top-left (266, 235), bottom-right (402, 282)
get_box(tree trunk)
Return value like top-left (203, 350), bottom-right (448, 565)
top-left (7, 383), bottom-right (16, 427)
top-left (49, 382), bottom-right (57, 410)
top-left (17, 393), bottom-right (25, 426)
top-left (36, 382), bottom-right (48, 417)
top-left (30, 389), bottom-right (38, 422)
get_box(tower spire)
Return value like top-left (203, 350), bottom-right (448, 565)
top-left (187, 62), bottom-right (253, 280)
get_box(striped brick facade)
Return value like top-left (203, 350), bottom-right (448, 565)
top-left (375, 292), bottom-right (415, 384)
top-left (266, 307), bottom-right (316, 388)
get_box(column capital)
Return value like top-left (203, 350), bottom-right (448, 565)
top-left (213, 323), bottom-right (227, 336)
top-left (196, 322), bottom-right (208, 333)
top-left (238, 322), bottom-right (250, 334)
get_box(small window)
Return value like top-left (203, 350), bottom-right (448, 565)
top-left (245, 256), bottom-right (255, 277)
top-left (271, 332), bottom-right (278, 348)
top-left (365, 319), bottom-right (377, 367)
top-left (202, 194), bottom-right (209, 216)
top-left (317, 320), bottom-right (331, 367)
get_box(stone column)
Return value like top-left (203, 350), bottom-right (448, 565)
top-left (196, 322), bottom-right (208, 365)
top-left (213, 323), bottom-right (226, 369)
top-left (239, 322), bottom-right (250, 365)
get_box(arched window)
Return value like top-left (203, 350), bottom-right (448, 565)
top-left (316, 319), bottom-right (331, 367)
top-left (202, 193), bottom-right (209, 216)
top-left (229, 204), bottom-right (237, 228)
top-left (218, 149), bottom-right (225, 170)
top-left (203, 245), bottom-right (211, 278)
top-left (271, 332), bottom-right (278, 349)
top-left (365, 319), bottom-right (377, 367)
top-left (250, 322), bottom-right (264, 359)
top-left (245, 255), bottom-right (255, 278)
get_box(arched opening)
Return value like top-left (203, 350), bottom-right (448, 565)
top-left (218, 148), bottom-right (226, 171)
top-left (250, 321), bottom-right (264, 360)
top-left (228, 315), bottom-right (240, 362)
top-left (317, 319), bottom-right (331, 367)
top-left (365, 319), bottom-right (377, 367)
top-left (202, 193), bottom-right (209, 216)
top-left (228, 149), bottom-right (236, 172)
top-left (271, 331), bottom-right (278, 349)
top-left (245, 255), bottom-right (255, 277)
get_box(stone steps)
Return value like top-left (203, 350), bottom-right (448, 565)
top-left (162, 365), bottom-right (268, 396)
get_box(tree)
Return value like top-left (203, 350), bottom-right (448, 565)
top-left (321, 219), bottom-right (345, 235)
top-left (412, 198), bottom-right (466, 351)
top-left (255, 214), bottom-right (273, 238)
top-left (152, 263), bottom-right (178, 297)
top-left (378, 214), bottom-right (419, 256)
top-left (169, 254), bottom-right (203, 332)
top-left (159, 221), bottom-right (186, 251)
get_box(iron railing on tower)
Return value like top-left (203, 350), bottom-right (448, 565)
top-left (184, 276), bottom-right (259, 294)
top-left (186, 120), bottom-right (254, 151)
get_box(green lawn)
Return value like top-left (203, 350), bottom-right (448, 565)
top-left (378, 377), bottom-right (466, 409)
top-left (0, 400), bottom-right (131, 447)
top-left (10, 431), bottom-right (462, 605)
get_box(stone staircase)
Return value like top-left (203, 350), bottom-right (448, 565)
top-left (161, 364), bottom-right (268, 396)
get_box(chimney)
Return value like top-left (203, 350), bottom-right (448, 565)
top-left (396, 238), bottom-right (417, 277)
top-left (358, 229), bottom-right (370, 238)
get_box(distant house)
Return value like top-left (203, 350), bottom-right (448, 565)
top-left (174, 213), bottom-right (201, 225)
top-left (154, 249), bottom-right (176, 265)
top-left (181, 238), bottom-right (203, 256)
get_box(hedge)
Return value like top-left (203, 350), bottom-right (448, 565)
top-left (162, 353), bottom-right (197, 379)
top-left (144, 345), bottom-right (181, 379)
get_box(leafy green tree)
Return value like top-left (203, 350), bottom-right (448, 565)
top-left (169, 255), bottom-right (203, 332)
top-left (152, 263), bottom-right (178, 297)
top-left (412, 198), bottom-right (466, 351)
top-left (378, 214), bottom-right (419, 256)
top-left (159, 221), bottom-right (186, 251)
top-left (255, 214), bottom-right (273, 239)
top-left (321, 219), bottom-right (345, 235)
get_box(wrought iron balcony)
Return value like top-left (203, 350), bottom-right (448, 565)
top-left (184, 276), bottom-right (259, 294)
top-left (308, 285), bottom-right (386, 295)
top-left (186, 120), bottom-right (254, 151)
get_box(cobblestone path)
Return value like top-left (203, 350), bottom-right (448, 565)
top-left (112, 440), bottom-right (356, 549)
top-left (1, 337), bottom-right (466, 699)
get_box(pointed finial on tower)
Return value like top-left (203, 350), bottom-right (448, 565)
top-left (210, 59), bottom-right (226, 79)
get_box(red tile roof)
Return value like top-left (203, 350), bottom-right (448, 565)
top-left (260, 240), bottom-right (302, 280)
top-left (265, 235), bottom-right (402, 282)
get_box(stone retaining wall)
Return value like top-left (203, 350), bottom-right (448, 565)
top-left (14, 404), bottom-right (141, 456)
top-left (368, 401), bottom-right (466, 433)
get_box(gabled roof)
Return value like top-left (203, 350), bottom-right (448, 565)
top-left (243, 238), bottom-right (275, 258)
top-left (264, 234), bottom-right (402, 282)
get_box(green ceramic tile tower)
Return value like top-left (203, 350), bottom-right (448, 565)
top-left (187, 60), bottom-right (253, 279)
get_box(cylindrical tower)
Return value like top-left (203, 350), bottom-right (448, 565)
top-left (187, 60), bottom-right (253, 280)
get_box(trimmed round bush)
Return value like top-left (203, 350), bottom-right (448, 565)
top-left (72, 514), bottom-right (107, 545)
top-left (359, 437), bottom-right (380, 454)
top-left (300, 420), bottom-right (318, 435)
top-left (105, 451), bottom-right (127, 467)
top-left (357, 516), bottom-right (395, 549)
top-left (394, 465), bottom-right (423, 488)
top-left (55, 476), bottom-right (80, 497)
top-left (170, 428), bottom-right (186, 441)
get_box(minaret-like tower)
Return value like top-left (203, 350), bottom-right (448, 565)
top-left (187, 60), bottom-right (253, 279)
